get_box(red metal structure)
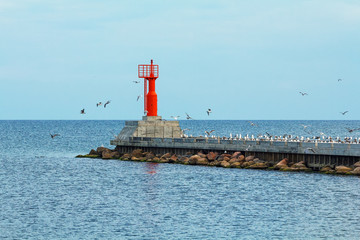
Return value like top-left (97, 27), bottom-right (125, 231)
top-left (138, 59), bottom-right (159, 116)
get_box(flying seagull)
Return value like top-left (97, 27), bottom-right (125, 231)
top-left (96, 102), bottom-right (102, 107)
top-left (104, 100), bottom-right (111, 108)
top-left (304, 148), bottom-right (316, 154)
top-left (206, 108), bottom-right (212, 116)
top-left (340, 111), bottom-right (348, 115)
top-left (245, 145), bottom-right (251, 151)
top-left (133, 81), bottom-right (140, 84)
top-left (338, 78), bottom-right (342, 82)
top-left (171, 116), bottom-right (180, 120)
top-left (205, 130), bottom-right (215, 136)
top-left (80, 109), bottom-right (85, 114)
top-left (299, 92), bottom-right (308, 96)
top-left (137, 95), bottom-right (142, 101)
top-left (345, 127), bottom-right (360, 133)
top-left (50, 133), bottom-right (60, 139)
top-left (185, 112), bottom-right (193, 120)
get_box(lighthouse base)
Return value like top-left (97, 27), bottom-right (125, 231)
top-left (117, 116), bottom-right (181, 140)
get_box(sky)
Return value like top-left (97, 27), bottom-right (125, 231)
top-left (0, 0), bottom-right (359, 120)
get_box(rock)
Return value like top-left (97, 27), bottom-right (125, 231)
top-left (102, 151), bottom-right (113, 159)
top-left (229, 158), bottom-right (239, 164)
top-left (131, 156), bottom-right (141, 161)
top-left (197, 152), bottom-right (207, 158)
top-left (153, 157), bottom-right (160, 162)
top-left (189, 155), bottom-right (201, 165)
top-left (89, 149), bottom-right (98, 156)
top-left (354, 161), bottom-right (360, 168)
top-left (178, 156), bottom-right (189, 164)
top-left (274, 158), bottom-right (288, 170)
top-left (231, 152), bottom-right (242, 159)
top-left (245, 155), bottom-right (255, 162)
top-left (132, 149), bottom-right (144, 158)
top-left (350, 167), bottom-right (360, 175)
top-left (217, 154), bottom-right (232, 161)
top-left (241, 161), bottom-right (251, 168)
top-left (335, 166), bottom-right (353, 174)
top-left (197, 158), bottom-right (209, 165)
top-left (238, 155), bottom-right (245, 161)
top-left (253, 159), bottom-right (266, 164)
top-left (230, 162), bottom-right (242, 168)
top-left (220, 161), bottom-right (231, 168)
top-left (97, 147), bottom-right (110, 155)
top-left (159, 158), bottom-right (170, 163)
top-left (209, 160), bottom-right (220, 167)
top-left (145, 152), bottom-right (155, 160)
top-left (111, 151), bottom-right (120, 159)
top-left (248, 162), bottom-right (268, 169)
top-left (161, 153), bottom-right (172, 159)
top-left (319, 166), bottom-right (335, 174)
top-left (121, 153), bottom-right (131, 160)
top-left (169, 154), bottom-right (178, 163)
top-left (206, 152), bottom-right (218, 161)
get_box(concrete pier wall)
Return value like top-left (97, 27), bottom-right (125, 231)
top-left (111, 137), bottom-right (360, 169)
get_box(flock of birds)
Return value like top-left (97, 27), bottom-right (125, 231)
top-left (79, 100), bottom-right (111, 115)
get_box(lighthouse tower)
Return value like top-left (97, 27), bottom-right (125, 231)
top-left (117, 59), bottom-right (181, 140)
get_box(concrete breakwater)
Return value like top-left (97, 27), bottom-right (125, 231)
top-left (77, 146), bottom-right (360, 176)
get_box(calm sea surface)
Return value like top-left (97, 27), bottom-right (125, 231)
top-left (1, 120), bottom-right (360, 239)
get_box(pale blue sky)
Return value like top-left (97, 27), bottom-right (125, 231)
top-left (1, 0), bottom-right (359, 120)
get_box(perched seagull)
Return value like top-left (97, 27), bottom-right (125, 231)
top-left (206, 108), bottom-right (212, 116)
top-left (346, 127), bottom-right (360, 133)
top-left (133, 81), bottom-right (140, 84)
top-left (50, 133), bottom-right (60, 139)
top-left (104, 100), bottom-right (111, 108)
top-left (248, 121), bottom-right (257, 126)
top-left (299, 92), bottom-right (308, 96)
top-left (171, 116), bottom-right (180, 120)
top-left (205, 130), bottom-right (215, 136)
top-left (340, 111), bottom-right (349, 115)
top-left (137, 95), bottom-right (142, 101)
top-left (96, 102), bottom-right (102, 107)
top-left (80, 109), bottom-right (85, 114)
top-left (185, 112), bottom-right (193, 120)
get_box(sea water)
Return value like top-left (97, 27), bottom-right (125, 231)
top-left (1, 120), bottom-right (360, 239)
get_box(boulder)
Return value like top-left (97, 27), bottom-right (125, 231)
top-left (354, 161), bottom-right (360, 168)
top-left (132, 149), bottom-right (144, 158)
top-left (229, 158), bottom-right (239, 164)
top-left (209, 160), bottom-right (221, 167)
top-left (97, 147), bottom-right (110, 155)
top-left (245, 155), bottom-right (255, 162)
top-left (197, 158), bottom-right (209, 165)
top-left (220, 161), bottom-right (231, 168)
top-left (145, 152), bottom-right (155, 160)
top-left (230, 162), bottom-right (242, 168)
top-left (111, 151), bottom-right (120, 159)
top-left (241, 161), bottom-right (252, 168)
top-left (121, 153), bottom-right (131, 160)
top-left (153, 157), bottom-right (160, 162)
top-left (350, 167), bottom-right (360, 175)
top-left (231, 152), bottom-right (242, 159)
top-left (320, 166), bottom-right (335, 174)
top-left (161, 153), bottom-right (172, 159)
top-left (238, 155), bottom-right (245, 161)
top-left (189, 155), bottom-right (201, 165)
top-left (131, 156), bottom-right (141, 161)
top-left (248, 162), bottom-right (268, 169)
top-left (169, 154), bottom-right (178, 163)
top-left (206, 152), bottom-right (218, 161)
top-left (197, 152), bottom-right (207, 158)
top-left (178, 156), bottom-right (189, 164)
top-left (335, 166), bottom-right (353, 174)
top-left (253, 158), bottom-right (266, 164)
top-left (274, 158), bottom-right (288, 170)
top-left (217, 154), bottom-right (232, 161)
top-left (89, 149), bottom-right (99, 156)
top-left (159, 158), bottom-right (170, 163)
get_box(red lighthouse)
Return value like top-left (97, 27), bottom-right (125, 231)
top-left (138, 59), bottom-right (159, 116)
